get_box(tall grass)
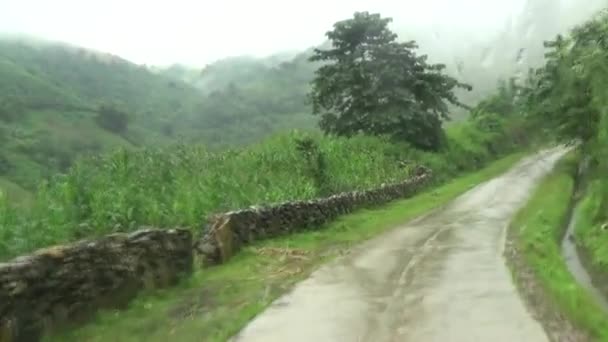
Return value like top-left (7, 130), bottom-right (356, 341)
top-left (0, 121), bottom-right (522, 260)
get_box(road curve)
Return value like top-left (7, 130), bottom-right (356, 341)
top-left (232, 147), bottom-right (568, 342)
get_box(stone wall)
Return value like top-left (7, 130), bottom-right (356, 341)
top-left (195, 168), bottom-right (432, 265)
top-left (0, 228), bottom-right (192, 341)
top-left (0, 167), bottom-right (431, 341)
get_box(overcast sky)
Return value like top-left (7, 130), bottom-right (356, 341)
top-left (0, 0), bottom-right (602, 66)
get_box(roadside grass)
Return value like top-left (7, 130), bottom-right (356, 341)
top-left (575, 177), bottom-right (608, 296)
top-left (509, 152), bottom-right (608, 340)
top-left (48, 151), bottom-right (528, 342)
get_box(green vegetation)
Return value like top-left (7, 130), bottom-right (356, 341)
top-left (0, 39), bottom-right (319, 192)
top-left (309, 12), bottom-right (471, 151)
top-left (509, 153), bottom-right (608, 339)
top-left (2, 2), bottom-right (596, 196)
top-left (0, 10), bottom-right (540, 261)
top-left (523, 8), bottom-right (608, 185)
top-left (0, 177), bottom-right (30, 205)
top-left (576, 180), bottom-right (608, 279)
top-left (516, 7), bottom-right (608, 328)
top-left (0, 40), bottom-right (197, 190)
top-left (162, 50), bottom-right (320, 146)
top-left (48, 151), bottom-right (528, 342)
top-left (0, 5), bottom-right (562, 195)
top-left (0, 10), bottom-right (551, 341)
top-left (546, 9), bottom-right (608, 287)
top-left (0, 7), bottom-right (565, 342)
top-left (0, 118), bottom-right (525, 260)
top-left (4, 1), bottom-right (608, 340)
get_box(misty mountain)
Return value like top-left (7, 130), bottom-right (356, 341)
top-left (0, 39), bottom-right (199, 191)
top-left (393, 0), bottom-right (608, 111)
top-left (1, 0), bottom-right (604, 196)
top-left (0, 40), bottom-right (318, 194)
top-left (160, 0), bottom-right (607, 124)
top-left (156, 49), bottom-right (318, 94)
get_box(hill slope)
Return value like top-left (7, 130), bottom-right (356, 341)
top-left (0, 39), bottom-right (207, 189)
top-left (156, 50), bottom-right (319, 143)
top-left (0, 40), bottom-right (318, 192)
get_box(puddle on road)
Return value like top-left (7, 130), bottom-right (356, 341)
top-left (561, 205), bottom-right (608, 312)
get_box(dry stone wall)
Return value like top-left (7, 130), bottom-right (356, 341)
top-left (0, 166), bottom-right (431, 341)
top-left (0, 228), bottom-right (192, 341)
top-left (195, 168), bottom-right (432, 265)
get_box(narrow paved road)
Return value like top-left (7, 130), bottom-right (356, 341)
top-left (232, 148), bottom-right (567, 342)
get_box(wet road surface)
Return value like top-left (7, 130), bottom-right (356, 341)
top-left (232, 148), bottom-right (567, 342)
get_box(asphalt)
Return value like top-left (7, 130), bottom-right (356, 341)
top-left (232, 147), bottom-right (567, 342)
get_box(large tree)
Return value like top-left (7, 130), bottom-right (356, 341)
top-left (308, 12), bottom-right (471, 150)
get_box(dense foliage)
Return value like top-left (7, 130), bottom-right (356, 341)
top-left (309, 12), bottom-right (472, 150)
top-left (499, 9), bottom-right (608, 338)
top-left (530, 10), bottom-right (608, 300)
top-left (0, 12), bottom-right (542, 261)
top-left (522, 9), bottom-right (608, 223)
top-left (0, 9), bottom-right (573, 194)
top-left (0, 118), bottom-right (528, 259)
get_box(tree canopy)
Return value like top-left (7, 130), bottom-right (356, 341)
top-left (308, 12), bottom-right (472, 150)
top-left (520, 9), bottom-right (608, 224)
top-left (523, 12), bottom-right (608, 149)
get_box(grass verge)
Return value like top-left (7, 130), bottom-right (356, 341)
top-left (47, 151), bottom-right (529, 342)
top-left (506, 152), bottom-right (608, 341)
top-left (574, 176), bottom-right (608, 301)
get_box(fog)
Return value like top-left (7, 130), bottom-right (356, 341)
top-left (1, 0), bottom-right (606, 67)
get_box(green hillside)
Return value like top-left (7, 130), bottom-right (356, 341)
top-left (2, 5), bottom-right (576, 196)
top-left (3, 18), bottom-right (571, 196)
top-left (157, 50), bottom-right (319, 144)
top-left (3, 0), bottom-right (599, 197)
top-left (0, 40), bottom-right (319, 193)
top-left (0, 40), bottom-right (197, 190)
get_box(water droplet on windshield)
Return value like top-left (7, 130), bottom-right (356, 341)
top-left (515, 48), bottom-right (526, 65)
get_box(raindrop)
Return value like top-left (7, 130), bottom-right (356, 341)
top-left (433, 29), bottom-right (440, 42)
top-left (515, 48), bottom-right (526, 65)
top-left (480, 47), bottom-right (494, 69)
top-left (456, 60), bottom-right (465, 76)
top-left (523, 24), bottom-right (536, 40)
